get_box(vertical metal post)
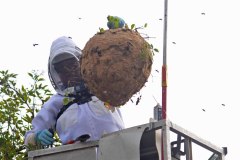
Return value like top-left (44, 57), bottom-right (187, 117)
top-left (162, 121), bottom-right (171, 160)
top-left (184, 137), bottom-right (193, 160)
top-left (162, 0), bottom-right (168, 120)
top-left (161, 0), bottom-right (168, 159)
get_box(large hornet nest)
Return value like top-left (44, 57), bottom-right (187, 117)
top-left (80, 28), bottom-right (153, 106)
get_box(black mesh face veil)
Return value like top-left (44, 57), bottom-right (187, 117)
top-left (48, 52), bottom-right (83, 95)
top-left (53, 57), bottom-right (82, 91)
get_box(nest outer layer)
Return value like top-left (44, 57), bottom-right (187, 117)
top-left (81, 28), bottom-right (153, 106)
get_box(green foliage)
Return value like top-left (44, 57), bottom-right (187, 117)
top-left (127, 22), bottom-right (159, 57)
top-left (98, 27), bottom-right (105, 34)
top-left (63, 97), bottom-right (74, 105)
top-left (0, 70), bottom-right (57, 159)
top-left (139, 42), bottom-right (154, 60)
top-left (129, 23), bottom-right (147, 31)
top-left (130, 24), bottom-right (135, 30)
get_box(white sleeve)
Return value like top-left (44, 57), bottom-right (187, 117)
top-left (24, 94), bottom-right (64, 145)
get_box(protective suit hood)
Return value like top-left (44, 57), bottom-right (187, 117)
top-left (48, 36), bottom-right (82, 95)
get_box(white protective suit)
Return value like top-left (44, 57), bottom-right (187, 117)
top-left (24, 36), bottom-right (125, 145)
top-left (24, 94), bottom-right (125, 145)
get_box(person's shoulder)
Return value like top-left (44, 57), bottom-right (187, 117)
top-left (40, 94), bottom-right (64, 110)
top-left (51, 93), bottom-right (64, 99)
top-left (44, 94), bottom-right (64, 105)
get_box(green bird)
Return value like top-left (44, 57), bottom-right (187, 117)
top-left (107, 15), bottom-right (125, 29)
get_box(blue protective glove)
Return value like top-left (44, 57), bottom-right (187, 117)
top-left (107, 16), bottom-right (125, 29)
top-left (35, 129), bottom-right (54, 146)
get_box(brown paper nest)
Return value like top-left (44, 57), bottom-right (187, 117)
top-left (80, 28), bottom-right (153, 106)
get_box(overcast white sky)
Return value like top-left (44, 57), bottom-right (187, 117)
top-left (0, 0), bottom-right (239, 159)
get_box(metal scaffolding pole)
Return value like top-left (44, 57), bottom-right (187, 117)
top-left (162, 0), bottom-right (168, 120)
top-left (161, 0), bottom-right (168, 159)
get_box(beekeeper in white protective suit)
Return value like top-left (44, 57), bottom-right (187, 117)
top-left (24, 36), bottom-right (125, 147)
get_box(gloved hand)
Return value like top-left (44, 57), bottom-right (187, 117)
top-left (35, 129), bottom-right (54, 146)
top-left (107, 15), bottom-right (125, 29)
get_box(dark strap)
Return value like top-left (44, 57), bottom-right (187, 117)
top-left (55, 80), bottom-right (93, 128)
top-left (56, 95), bottom-right (92, 121)
top-left (56, 99), bottom-right (77, 120)
top-left (54, 95), bottom-right (92, 129)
